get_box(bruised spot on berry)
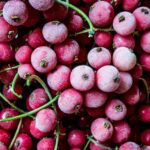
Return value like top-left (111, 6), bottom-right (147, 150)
top-left (141, 8), bottom-right (149, 14)
top-left (119, 15), bottom-right (125, 22)
top-left (82, 74), bottom-right (89, 80)
top-left (96, 47), bottom-right (102, 52)
top-left (51, 21), bottom-right (61, 25)
top-left (104, 122), bottom-right (110, 129)
top-left (115, 105), bottom-right (123, 112)
top-left (15, 140), bottom-right (20, 147)
top-left (5, 113), bottom-right (12, 118)
top-left (8, 30), bottom-right (15, 39)
top-left (113, 76), bottom-right (120, 83)
top-left (11, 16), bottom-right (20, 22)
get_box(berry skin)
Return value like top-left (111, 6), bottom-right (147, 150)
top-left (0, 17), bottom-right (17, 42)
top-left (94, 32), bottom-right (112, 48)
top-left (26, 88), bottom-right (48, 110)
top-left (37, 138), bottom-right (54, 150)
top-left (87, 47), bottom-right (111, 70)
top-left (113, 34), bottom-right (135, 49)
top-left (0, 128), bottom-right (11, 145)
top-left (35, 108), bottom-right (57, 133)
top-left (90, 142), bottom-right (109, 150)
top-left (27, 28), bottom-right (47, 49)
top-left (15, 45), bottom-right (32, 64)
top-left (18, 64), bottom-right (36, 79)
top-left (113, 12), bottom-right (136, 36)
top-left (113, 47), bottom-right (137, 71)
top-left (91, 118), bottom-right (113, 142)
top-left (58, 88), bottom-right (83, 114)
top-left (68, 130), bottom-right (85, 148)
top-left (31, 46), bottom-right (57, 73)
top-left (141, 130), bottom-right (150, 145)
top-left (54, 39), bottom-right (80, 65)
top-left (0, 143), bottom-right (7, 150)
top-left (122, 0), bottom-right (139, 11)
top-left (42, 21), bottom-right (68, 44)
top-left (115, 72), bottom-right (133, 94)
top-left (96, 65), bottom-right (120, 92)
top-left (105, 99), bottom-right (127, 121)
top-left (112, 121), bottom-right (131, 144)
top-left (47, 65), bottom-right (71, 91)
top-left (84, 89), bottom-right (108, 108)
top-left (13, 133), bottom-right (33, 150)
top-left (140, 31), bottom-right (150, 53)
top-left (140, 53), bottom-right (150, 71)
top-left (29, 0), bottom-right (54, 11)
top-left (0, 108), bottom-right (19, 130)
top-left (70, 65), bottom-right (95, 91)
top-left (133, 7), bottom-right (150, 31)
top-left (3, 0), bottom-right (28, 26)
top-left (139, 105), bottom-right (150, 122)
top-left (119, 142), bottom-right (141, 150)
top-left (89, 1), bottom-right (114, 27)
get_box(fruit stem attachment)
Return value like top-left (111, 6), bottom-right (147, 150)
top-left (139, 78), bottom-right (149, 104)
top-left (8, 119), bottom-right (22, 150)
top-left (56, 0), bottom-right (95, 37)
top-left (11, 73), bottom-right (23, 99)
top-left (0, 94), bottom-right (59, 122)
top-left (54, 122), bottom-right (60, 150)
top-left (0, 65), bottom-right (19, 73)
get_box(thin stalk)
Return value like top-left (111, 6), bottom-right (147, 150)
top-left (8, 119), bottom-right (22, 150)
top-left (0, 94), bottom-right (59, 122)
top-left (87, 136), bottom-right (113, 150)
top-left (83, 136), bottom-right (91, 150)
top-left (11, 73), bottom-right (22, 99)
top-left (0, 93), bottom-right (34, 118)
top-left (0, 65), bottom-right (19, 73)
top-left (54, 123), bottom-right (60, 150)
top-left (56, 0), bottom-right (95, 37)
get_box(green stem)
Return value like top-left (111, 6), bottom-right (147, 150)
top-left (139, 78), bottom-right (149, 104)
top-left (0, 94), bottom-right (59, 122)
top-left (11, 73), bottom-right (22, 99)
top-left (87, 136), bottom-right (113, 150)
top-left (26, 75), bottom-right (52, 100)
top-left (56, 0), bottom-right (95, 37)
top-left (0, 65), bottom-right (19, 73)
top-left (83, 136), bottom-right (91, 150)
top-left (54, 122), bottom-right (60, 150)
top-left (0, 93), bottom-right (34, 118)
top-left (8, 119), bottom-right (22, 150)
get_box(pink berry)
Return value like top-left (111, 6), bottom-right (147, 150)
top-left (96, 65), bottom-right (120, 92)
top-left (89, 1), bottom-right (114, 27)
top-left (27, 28), bottom-right (47, 49)
top-left (58, 88), bottom-right (83, 114)
top-left (119, 142), bottom-right (141, 150)
top-left (42, 21), bottom-right (68, 44)
top-left (13, 133), bottom-right (32, 150)
top-left (18, 64), bottom-right (36, 79)
top-left (88, 47), bottom-right (111, 69)
top-left (133, 7), bottom-right (150, 31)
top-left (140, 53), bottom-right (150, 71)
top-left (94, 32), bottom-right (112, 48)
top-left (122, 0), bottom-right (139, 11)
top-left (68, 130), bottom-right (85, 148)
top-left (113, 34), bottom-right (135, 49)
top-left (37, 138), bottom-right (54, 150)
top-left (122, 85), bottom-right (140, 105)
top-left (0, 108), bottom-right (19, 130)
top-left (90, 142), bottom-right (110, 150)
top-left (140, 31), bottom-right (150, 53)
top-left (31, 46), bottom-right (57, 73)
top-left (141, 130), bottom-right (150, 145)
top-left (0, 143), bottom-right (7, 150)
top-left (0, 128), bottom-right (11, 145)
top-left (0, 17), bottom-right (17, 42)
top-left (47, 65), bottom-right (71, 91)
top-left (0, 43), bottom-right (14, 62)
top-left (15, 45), bottom-right (32, 64)
top-left (26, 88), bottom-right (48, 110)
top-left (139, 105), bottom-right (150, 122)
top-left (113, 47), bottom-right (137, 71)
top-left (70, 148), bottom-right (81, 150)
top-left (112, 121), bottom-right (131, 144)
top-left (105, 99), bottom-right (127, 121)
top-left (54, 39), bottom-right (80, 65)
top-left (3, 0), bottom-right (28, 26)
top-left (29, 0), bottom-right (54, 11)
top-left (43, 3), bottom-right (68, 21)
top-left (115, 72), bottom-right (133, 94)
top-left (143, 146), bottom-right (150, 150)
top-left (70, 65), bottom-right (95, 91)
top-left (113, 12), bottom-right (136, 36)
top-left (35, 108), bottom-right (57, 133)
top-left (91, 118), bottom-right (113, 142)
top-left (84, 89), bottom-right (108, 108)
top-left (2, 83), bottom-right (23, 101)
